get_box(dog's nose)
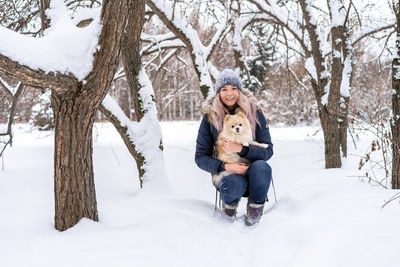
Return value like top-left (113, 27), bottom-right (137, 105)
top-left (236, 128), bottom-right (240, 133)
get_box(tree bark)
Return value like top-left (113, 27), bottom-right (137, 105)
top-left (119, 0), bottom-right (147, 184)
top-left (339, 97), bottom-right (349, 157)
top-left (52, 92), bottom-right (98, 230)
top-left (39, 0), bottom-right (50, 33)
top-left (320, 107), bottom-right (342, 168)
top-left (121, 0), bottom-right (146, 121)
top-left (300, 0), bottom-right (342, 168)
top-left (329, 24), bottom-right (346, 161)
top-left (392, 0), bottom-right (400, 189)
top-left (0, 54), bottom-right (79, 93)
top-left (52, 0), bottom-right (130, 231)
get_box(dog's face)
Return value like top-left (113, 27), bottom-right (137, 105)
top-left (223, 112), bottom-right (250, 135)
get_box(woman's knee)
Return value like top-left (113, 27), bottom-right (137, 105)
top-left (248, 161), bottom-right (272, 187)
top-left (249, 160), bottom-right (271, 176)
top-left (219, 174), bottom-right (247, 203)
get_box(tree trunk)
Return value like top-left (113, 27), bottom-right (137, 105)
top-left (52, 92), bottom-right (98, 231)
top-left (192, 95), bottom-right (195, 120)
top-left (300, 0), bottom-right (342, 168)
top-left (320, 107), bottom-right (342, 168)
top-left (120, 0), bottom-right (145, 122)
top-left (392, 82), bottom-right (400, 189)
top-left (0, 0), bottom-right (132, 231)
top-left (99, 102), bottom-right (146, 186)
top-left (39, 0), bottom-right (50, 34)
top-left (122, 43), bottom-right (146, 121)
top-left (339, 97), bottom-right (349, 157)
top-left (392, 0), bottom-right (400, 189)
top-left (330, 24), bottom-right (346, 160)
top-left (118, 0), bottom-right (147, 184)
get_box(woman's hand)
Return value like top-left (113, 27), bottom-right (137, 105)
top-left (224, 162), bottom-right (249, 175)
top-left (223, 138), bottom-right (243, 153)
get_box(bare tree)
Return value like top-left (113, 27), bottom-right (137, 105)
top-left (0, 78), bottom-right (24, 157)
top-left (392, 0), bottom-right (400, 189)
top-left (145, 0), bottom-right (231, 98)
top-left (247, 0), bottom-right (395, 168)
top-left (0, 0), bottom-right (138, 231)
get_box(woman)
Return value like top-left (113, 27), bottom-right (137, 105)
top-left (195, 67), bottom-right (273, 226)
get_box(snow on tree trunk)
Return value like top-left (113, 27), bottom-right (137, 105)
top-left (300, 0), bottom-right (342, 168)
top-left (101, 70), bottom-right (166, 186)
top-left (101, 73), bottom-right (164, 187)
top-left (121, 0), bottom-right (146, 122)
top-left (392, 0), bottom-right (400, 189)
top-left (133, 69), bottom-right (166, 186)
top-left (100, 98), bottom-right (146, 186)
top-left (330, 22), bottom-right (346, 161)
top-left (101, 0), bottom-right (165, 187)
top-left (339, 96), bottom-right (350, 157)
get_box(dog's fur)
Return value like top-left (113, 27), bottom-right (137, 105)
top-left (212, 111), bottom-right (268, 185)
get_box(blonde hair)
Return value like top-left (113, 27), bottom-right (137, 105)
top-left (212, 91), bottom-right (264, 137)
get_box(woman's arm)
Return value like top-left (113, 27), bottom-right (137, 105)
top-left (195, 115), bottom-right (225, 174)
top-left (240, 110), bottom-right (273, 161)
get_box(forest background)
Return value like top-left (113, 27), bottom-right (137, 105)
top-left (0, 0), bottom-right (399, 232)
top-left (0, 0), bottom-right (392, 125)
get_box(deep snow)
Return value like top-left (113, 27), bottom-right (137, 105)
top-left (0, 122), bottom-right (399, 267)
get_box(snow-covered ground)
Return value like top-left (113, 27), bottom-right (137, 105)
top-left (0, 122), bottom-right (399, 267)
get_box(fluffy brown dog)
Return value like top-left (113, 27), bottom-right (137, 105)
top-left (212, 111), bottom-right (268, 185)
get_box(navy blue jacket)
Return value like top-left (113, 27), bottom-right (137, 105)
top-left (195, 110), bottom-right (273, 175)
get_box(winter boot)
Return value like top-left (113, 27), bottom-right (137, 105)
top-left (222, 200), bottom-right (239, 217)
top-left (245, 201), bottom-right (264, 226)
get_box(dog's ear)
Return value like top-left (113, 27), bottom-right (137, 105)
top-left (224, 115), bottom-right (230, 122)
top-left (235, 107), bottom-right (245, 114)
top-left (236, 111), bottom-right (245, 118)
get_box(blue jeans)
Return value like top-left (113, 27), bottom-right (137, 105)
top-left (216, 160), bottom-right (272, 205)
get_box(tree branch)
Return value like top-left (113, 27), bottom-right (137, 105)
top-left (352, 24), bottom-right (396, 46)
top-left (84, 0), bottom-right (132, 98)
top-left (0, 53), bottom-right (78, 93)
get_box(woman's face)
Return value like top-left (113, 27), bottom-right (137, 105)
top-left (219, 85), bottom-right (239, 110)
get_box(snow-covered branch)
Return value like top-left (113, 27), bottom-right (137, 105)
top-left (101, 69), bottom-right (165, 186)
top-left (141, 39), bottom-right (185, 56)
top-left (0, 0), bottom-right (102, 82)
top-left (146, 0), bottom-right (230, 97)
top-left (328, 0), bottom-right (346, 27)
top-left (351, 23), bottom-right (396, 46)
top-left (141, 32), bottom-right (185, 55)
top-left (248, 0), bottom-right (310, 56)
top-left (0, 78), bottom-right (24, 152)
top-left (0, 77), bottom-right (22, 97)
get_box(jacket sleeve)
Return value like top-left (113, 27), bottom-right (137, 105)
top-left (242, 110), bottom-right (273, 162)
top-left (195, 115), bottom-right (225, 175)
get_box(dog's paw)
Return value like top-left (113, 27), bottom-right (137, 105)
top-left (252, 141), bottom-right (268, 148)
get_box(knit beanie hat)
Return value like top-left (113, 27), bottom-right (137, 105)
top-left (215, 67), bottom-right (243, 94)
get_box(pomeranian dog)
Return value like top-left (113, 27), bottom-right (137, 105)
top-left (212, 111), bottom-right (268, 185)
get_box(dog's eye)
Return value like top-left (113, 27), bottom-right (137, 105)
top-left (239, 124), bottom-right (242, 126)
top-left (231, 125), bottom-right (235, 128)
